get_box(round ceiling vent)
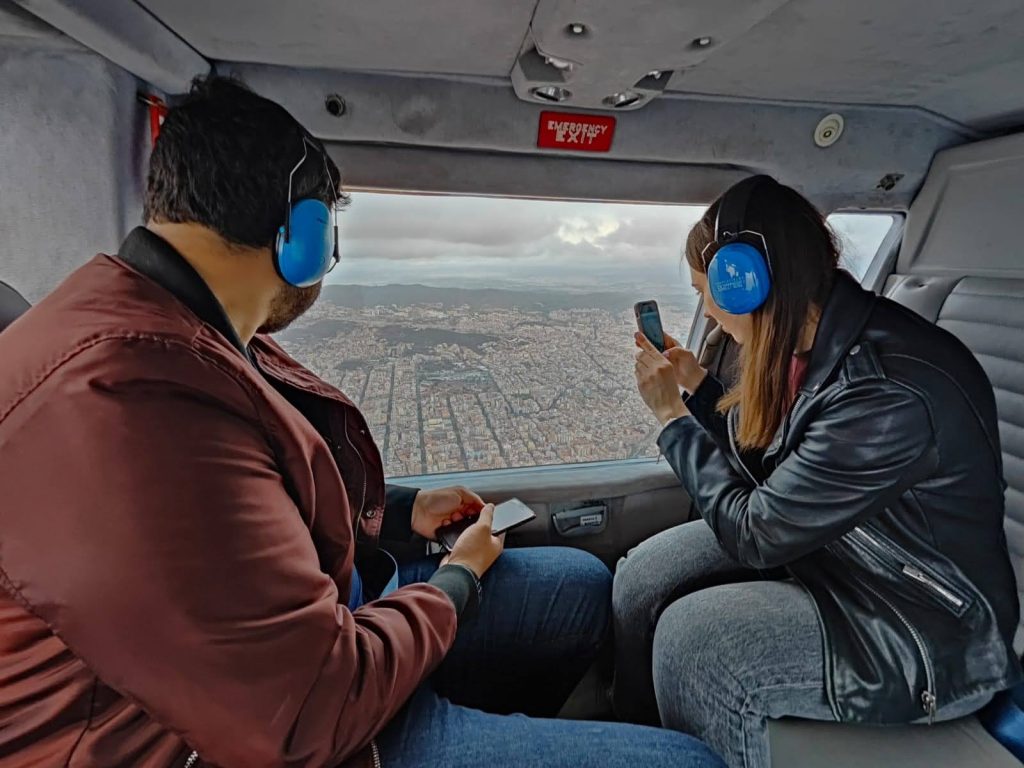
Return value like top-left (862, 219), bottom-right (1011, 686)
top-left (814, 113), bottom-right (845, 148)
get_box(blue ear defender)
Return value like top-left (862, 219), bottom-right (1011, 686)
top-left (275, 198), bottom-right (334, 288)
top-left (704, 175), bottom-right (775, 315)
top-left (274, 137), bottom-right (340, 288)
top-left (706, 240), bottom-right (773, 314)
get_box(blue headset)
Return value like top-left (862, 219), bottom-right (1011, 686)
top-left (274, 136), bottom-right (340, 288)
top-left (703, 175), bottom-right (775, 315)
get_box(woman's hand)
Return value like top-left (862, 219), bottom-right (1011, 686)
top-left (662, 332), bottom-right (708, 394)
top-left (634, 332), bottom-right (689, 425)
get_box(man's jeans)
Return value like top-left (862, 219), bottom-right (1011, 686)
top-left (375, 546), bottom-right (726, 768)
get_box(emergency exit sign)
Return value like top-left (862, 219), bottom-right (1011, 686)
top-left (537, 111), bottom-right (616, 152)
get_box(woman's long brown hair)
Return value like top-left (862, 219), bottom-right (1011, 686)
top-left (685, 181), bottom-right (840, 449)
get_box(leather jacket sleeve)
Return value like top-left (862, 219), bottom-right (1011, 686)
top-left (682, 373), bottom-right (728, 445)
top-left (658, 378), bottom-right (938, 569)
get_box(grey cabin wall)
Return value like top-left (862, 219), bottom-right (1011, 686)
top-left (0, 1), bottom-right (146, 302)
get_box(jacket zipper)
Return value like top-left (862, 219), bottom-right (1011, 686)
top-left (853, 528), bottom-right (965, 612)
top-left (341, 410), bottom-right (368, 516)
top-left (726, 410), bottom-right (759, 485)
top-left (846, 531), bottom-right (938, 723)
top-left (859, 576), bottom-right (937, 723)
top-left (902, 564), bottom-right (965, 610)
top-left (183, 742), bottom-right (379, 767)
top-left (765, 392), bottom-right (805, 463)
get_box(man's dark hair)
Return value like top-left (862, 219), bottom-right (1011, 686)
top-left (144, 75), bottom-right (343, 249)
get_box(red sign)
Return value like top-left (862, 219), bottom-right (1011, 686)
top-left (142, 95), bottom-right (168, 148)
top-left (537, 111), bottom-right (616, 152)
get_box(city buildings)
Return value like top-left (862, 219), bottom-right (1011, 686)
top-left (279, 290), bottom-right (695, 478)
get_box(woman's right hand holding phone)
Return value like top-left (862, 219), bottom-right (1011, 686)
top-left (662, 333), bottom-right (708, 394)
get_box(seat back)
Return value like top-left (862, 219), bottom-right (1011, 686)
top-left (885, 273), bottom-right (1024, 652)
top-left (0, 281), bottom-right (30, 333)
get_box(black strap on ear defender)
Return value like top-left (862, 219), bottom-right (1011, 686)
top-left (312, 136), bottom-right (341, 265)
top-left (715, 174), bottom-right (775, 244)
top-left (283, 132), bottom-right (341, 267)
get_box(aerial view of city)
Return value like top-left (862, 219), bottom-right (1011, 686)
top-left (278, 284), bottom-right (695, 477)
top-left (275, 191), bottom-right (888, 479)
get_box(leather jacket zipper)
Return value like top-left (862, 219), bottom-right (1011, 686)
top-left (902, 564), bottom-right (965, 611)
top-left (860, 576), bottom-right (938, 723)
top-left (852, 528), bottom-right (967, 614)
top-left (727, 410), bottom-right (759, 485)
top-left (847, 530), bottom-right (938, 722)
top-left (183, 751), bottom-right (199, 768)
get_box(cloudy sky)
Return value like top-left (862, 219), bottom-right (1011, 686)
top-left (326, 192), bottom-right (893, 299)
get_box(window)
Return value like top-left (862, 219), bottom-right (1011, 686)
top-left (277, 193), bottom-right (702, 477)
top-left (828, 212), bottom-right (897, 282)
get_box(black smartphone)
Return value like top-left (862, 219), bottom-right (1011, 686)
top-left (634, 300), bottom-right (666, 352)
top-left (437, 498), bottom-right (537, 552)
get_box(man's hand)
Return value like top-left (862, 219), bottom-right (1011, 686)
top-left (662, 332), bottom-right (708, 394)
top-left (441, 504), bottom-right (504, 579)
top-left (634, 332), bottom-right (689, 425)
top-left (411, 485), bottom-right (485, 540)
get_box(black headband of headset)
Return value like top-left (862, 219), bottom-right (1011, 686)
top-left (715, 175), bottom-right (776, 244)
top-left (283, 134), bottom-right (341, 261)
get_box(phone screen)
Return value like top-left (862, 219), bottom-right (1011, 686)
top-left (635, 301), bottom-right (666, 352)
top-left (438, 498), bottom-right (537, 551)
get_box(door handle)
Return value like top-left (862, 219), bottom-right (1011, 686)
top-left (552, 504), bottom-right (608, 537)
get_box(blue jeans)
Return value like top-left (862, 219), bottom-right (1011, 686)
top-left (375, 546), bottom-right (726, 768)
top-left (613, 521), bottom-right (992, 768)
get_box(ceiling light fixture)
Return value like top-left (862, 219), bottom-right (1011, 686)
top-left (532, 85), bottom-right (572, 103)
top-left (544, 55), bottom-right (574, 71)
top-left (604, 91), bottom-right (644, 108)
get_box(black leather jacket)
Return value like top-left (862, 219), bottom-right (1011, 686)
top-left (659, 271), bottom-right (1022, 723)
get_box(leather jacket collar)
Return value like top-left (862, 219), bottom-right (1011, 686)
top-left (802, 270), bottom-right (876, 396)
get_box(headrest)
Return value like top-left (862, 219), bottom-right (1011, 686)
top-left (0, 281), bottom-right (31, 332)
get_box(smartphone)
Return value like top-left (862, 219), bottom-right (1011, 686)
top-left (634, 300), bottom-right (666, 352)
top-left (437, 498), bottom-right (537, 552)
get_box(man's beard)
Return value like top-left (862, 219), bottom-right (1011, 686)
top-left (258, 281), bottom-right (322, 334)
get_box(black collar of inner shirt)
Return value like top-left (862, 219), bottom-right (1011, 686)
top-left (117, 227), bottom-right (252, 362)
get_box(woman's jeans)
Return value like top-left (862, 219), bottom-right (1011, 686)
top-left (612, 521), bottom-right (988, 768)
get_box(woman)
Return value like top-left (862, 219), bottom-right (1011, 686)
top-left (615, 175), bottom-right (1021, 768)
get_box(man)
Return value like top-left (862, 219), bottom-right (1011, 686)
top-left (0, 76), bottom-right (723, 767)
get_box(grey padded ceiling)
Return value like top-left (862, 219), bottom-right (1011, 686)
top-left (136, 0), bottom-right (1024, 130)
top-left (670, 0), bottom-right (1024, 132)
top-left (138, 0), bottom-right (538, 77)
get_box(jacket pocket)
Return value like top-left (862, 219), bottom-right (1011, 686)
top-left (849, 527), bottom-right (970, 618)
